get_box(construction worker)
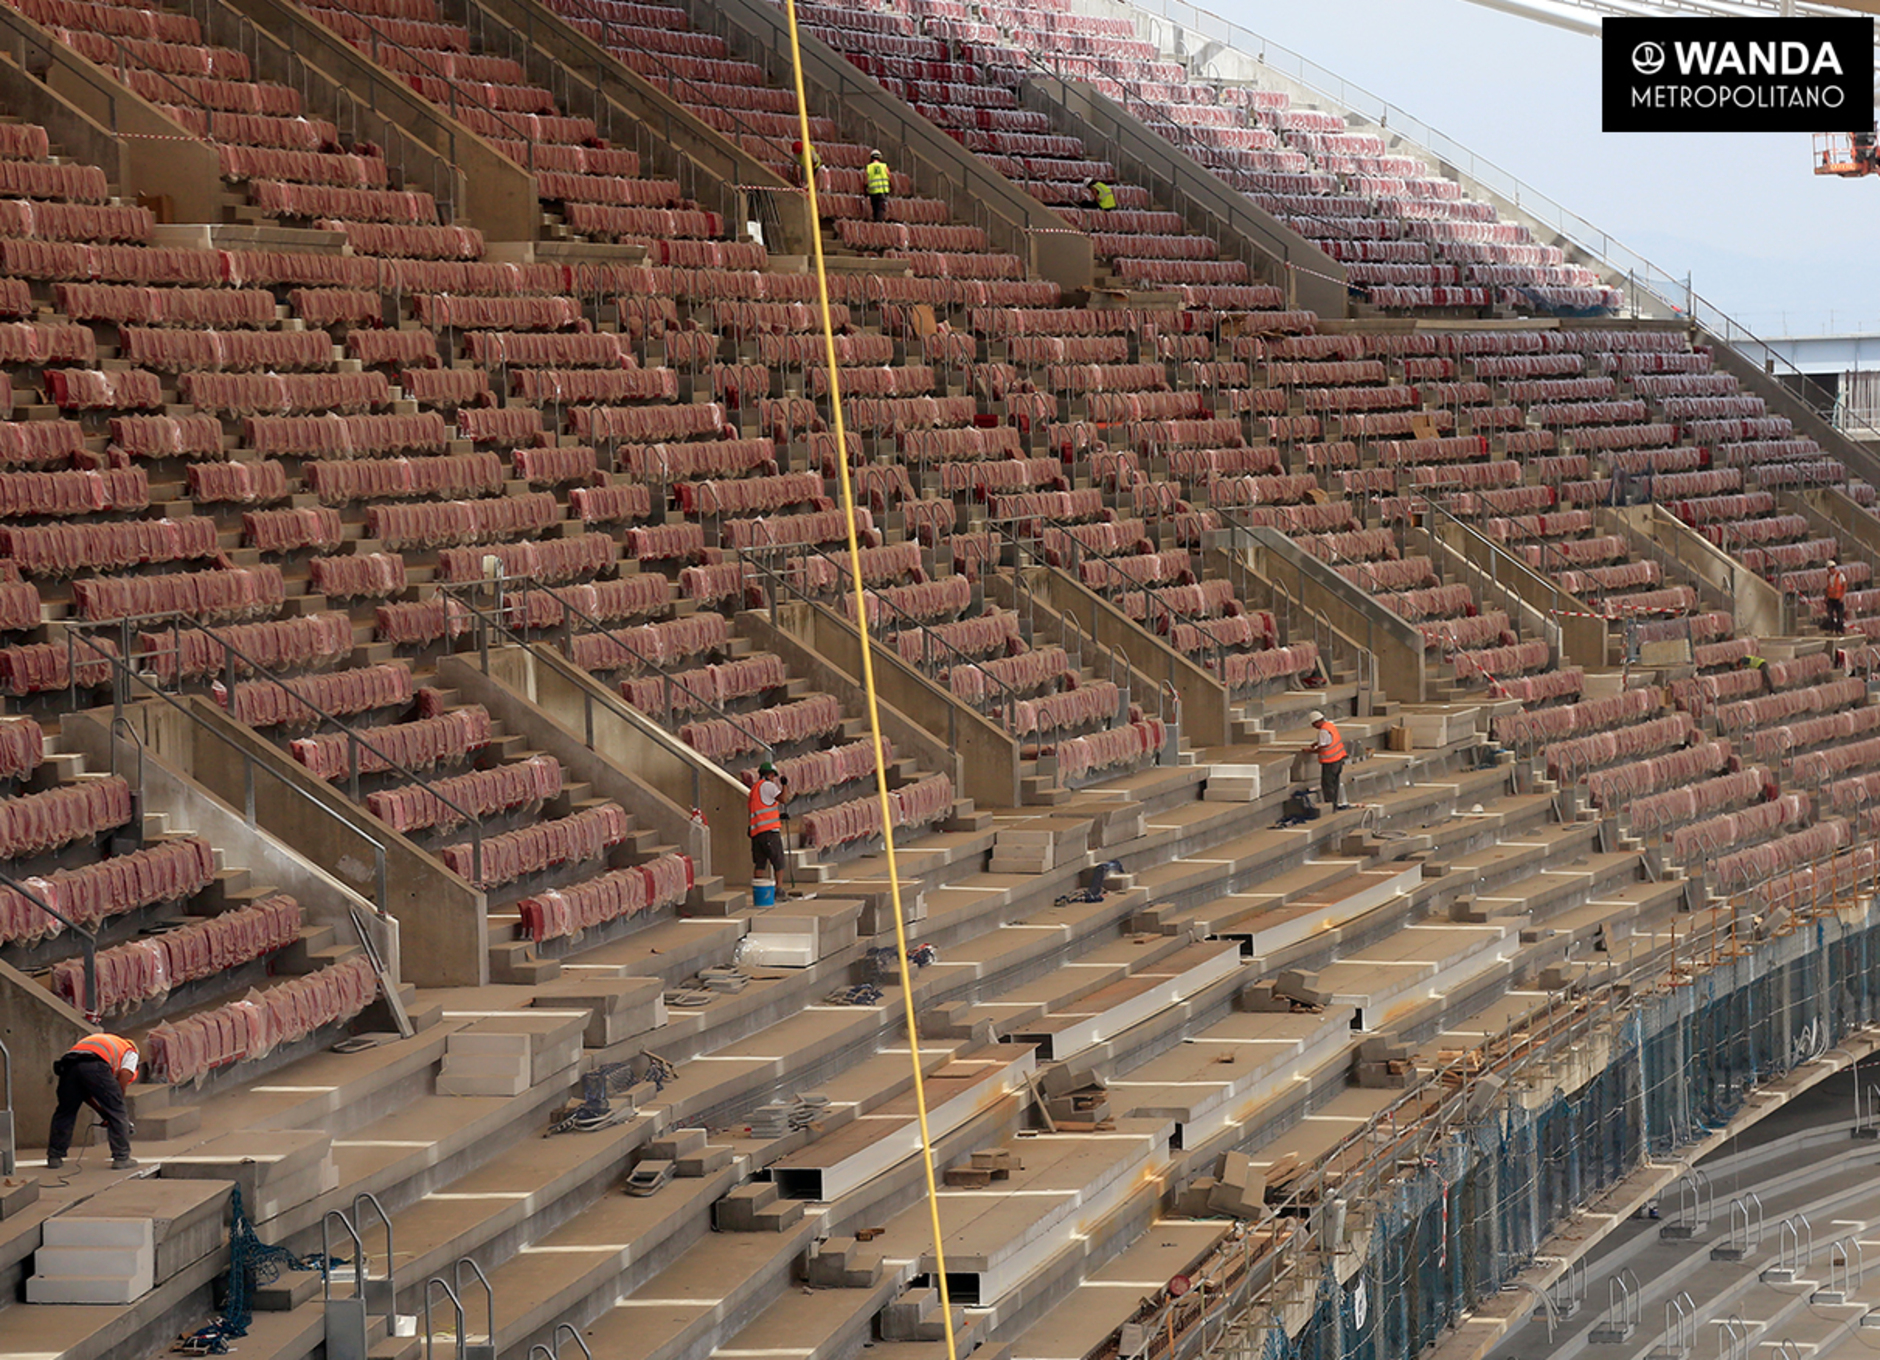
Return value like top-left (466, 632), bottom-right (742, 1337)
top-left (47, 1032), bottom-right (140, 1170)
top-left (790, 138), bottom-right (822, 188)
top-left (1303, 710), bottom-right (1352, 811)
top-left (1086, 178), bottom-right (1117, 211)
top-left (1826, 559), bottom-right (1849, 634)
top-left (749, 760), bottom-right (791, 890)
top-left (864, 149), bottom-right (891, 222)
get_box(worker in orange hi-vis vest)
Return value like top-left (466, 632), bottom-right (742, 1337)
top-left (748, 761), bottom-right (792, 889)
top-left (1826, 559), bottom-right (1849, 635)
top-left (1304, 710), bottom-right (1352, 811)
top-left (47, 1032), bottom-right (140, 1170)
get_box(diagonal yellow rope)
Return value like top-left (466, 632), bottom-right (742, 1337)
top-left (774, 11), bottom-right (959, 1357)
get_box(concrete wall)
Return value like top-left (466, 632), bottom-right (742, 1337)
top-left (738, 607), bottom-right (966, 798)
top-left (437, 654), bottom-right (709, 873)
top-left (103, 699), bottom-right (486, 988)
top-left (222, 0), bottom-right (537, 240)
top-left (1016, 73), bottom-right (1347, 319)
top-left (463, 0), bottom-right (814, 255)
top-left (61, 712), bottom-right (400, 982)
top-left (465, 646), bottom-right (753, 885)
top-left (0, 11), bottom-right (221, 214)
top-left (0, 959), bottom-right (88, 1151)
top-left (671, 0), bottom-right (1093, 292)
top-left (1226, 527), bottom-right (1423, 705)
top-left (1011, 566), bottom-right (1230, 748)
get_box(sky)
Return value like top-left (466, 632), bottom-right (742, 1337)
top-left (1210, 0), bottom-right (1878, 339)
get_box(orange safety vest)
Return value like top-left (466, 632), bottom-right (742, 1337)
top-left (1316, 720), bottom-right (1347, 765)
top-left (69, 1033), bottom-right (137, 1072)
top-left (748, 780), bottom-right (783, 838)
top-left (1828, 568), bottom-right (1848, 601)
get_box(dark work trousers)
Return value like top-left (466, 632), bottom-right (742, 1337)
top-left (751, 828), bottom-right (787, 879)
top-left (48, 1053), bottom-right (132, 1161)
top-left (1319, 757), bottom-right (1346, 809)
top-left (1829, 597), bottom-right (1847, 634)
top-left (869, 192), bottom-right (889, 222)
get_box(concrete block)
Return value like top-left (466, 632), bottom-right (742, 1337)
top-left (36, 1243), bottom-right (156, 1277)
top-left (63, 1177), bottom-right (228, 1284)
top-left (44, 1217), bottom-right (154, 1248)
top-left (1040, 1065), bottom-right (1103, 1098)
top-left (27, 1269), bottom-right (153, 1304)
top-left (435, 1069), bottom-right (530, 1097)
top-left (675, 1146), bottom-right (733, 1177)
top-left (1203, 765), bottom-right (1261, 802)
top-left (647, 1127), bottom-right (709, 1160)
top-left (1274, 970), bottom-right (1331, 1007)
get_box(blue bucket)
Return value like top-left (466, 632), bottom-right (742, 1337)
top-left (752, 880), bottom-right (777, 908)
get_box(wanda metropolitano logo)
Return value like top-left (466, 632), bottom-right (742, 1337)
top-left (1602, 17), bottom-right (1872, 132)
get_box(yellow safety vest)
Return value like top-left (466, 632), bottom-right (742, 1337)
top-left (865, 161), bottom-right (891, 196)
top-left (1093, 181), bottom-right (1116, 210)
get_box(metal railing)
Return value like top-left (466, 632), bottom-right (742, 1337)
top-left (180, 0), bottom-right (466, 220)
top-left (58, 622), bottom-right (416, 902)
top-left (1418, 493), bottom-right (1567, 657)
top-left (525, 0), bottom-right (797, 243)
top-left (670, 0), bottom-right (1078, 267)
top-left (435, 575), bottom-right (777, 768)
top-left (1017, 46), bottom-right (1314, 292)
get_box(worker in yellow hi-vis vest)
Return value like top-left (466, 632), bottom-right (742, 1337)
top-left (1087, 178), bottom-right (1117, 211)
top-left (865, 149), bottom-right (892, 222)
top-left (47, 1032), bottom-right (140, 1170)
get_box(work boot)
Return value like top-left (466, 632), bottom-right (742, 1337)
top-left (44, 1155), bottom-right (61, 1169)
top-left (110, 1157), bottom-right (138, 1171)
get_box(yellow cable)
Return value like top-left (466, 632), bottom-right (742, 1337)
top-left (776, 10), bottom-right (959, 1359)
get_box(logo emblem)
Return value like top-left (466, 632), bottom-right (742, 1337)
top-left (1632, 41), bottom-right (1667, 74)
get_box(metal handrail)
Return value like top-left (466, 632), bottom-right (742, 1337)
top-left (741, 538), bottom-right (1034, 727)
top-left (292, 0), bottom-right (544, 174)
top-left (0, 868), bottom-right (97, 1020)
top-left (422, 1277), bottom-right (464, 1360)
top-left (1418, 493), bottom-right (1566, 652)
top-left (1018, 45), bottom-right (1306, 282)
top-left (979, 515), bottom-right (1175, 721)
top-left (546, 0), bottom-right (796, 167)
top-left (436, 576), bottom-right (776, 764)
top-left (67, 614), bottom-right (484, 881)
top-left (59, 627), bottom-right (395, 911)
top-left (0, 6), bottom-right (140, 134)
top-left (179, 0), bottom-right (462, 219)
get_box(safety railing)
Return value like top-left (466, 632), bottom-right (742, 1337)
top-left (435, 575), bottom-right (776, 769)
top-left (0, 867), bottom-right (98, 1020)
top-left (0, 4), bottom-right (146, 138)
top-left (178, 0), bottom-right (465, 220)
top-left (79, 613), bottom-right (483, 873)
top-left (521, 0), bottom-right (796, 243)
top-left (738, 539), bottom-right (1035, 737)
top-left (1207, 503), bottom-right (1383, 694)
top-left (1418, 493), bottom-right (1567, 657)
top-left (298, 0), bottom-right (547, 179)
top-left (1017, 45), bottom-right (1321, 292)
top-left (669, 0), bottom-right (1084, 270)
top-left (57, 622), bottom-right (407, 904)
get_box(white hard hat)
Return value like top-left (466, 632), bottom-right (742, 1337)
top-left (1309, 710), bottom-right (1326, 724)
